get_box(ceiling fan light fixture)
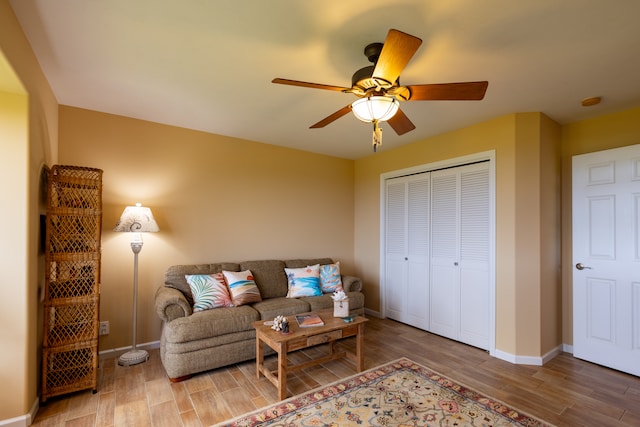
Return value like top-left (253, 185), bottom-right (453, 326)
top-left (351, 96), bottom-right (399, 123)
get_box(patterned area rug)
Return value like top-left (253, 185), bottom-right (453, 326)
top-left (215, 357), bottom-right (554, 426)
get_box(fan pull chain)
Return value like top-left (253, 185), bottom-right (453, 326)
top-left (372, 120), bottom-right (382, 152)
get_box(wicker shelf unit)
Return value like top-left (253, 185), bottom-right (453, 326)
top-left (42, 165), bottom-right (103, 403)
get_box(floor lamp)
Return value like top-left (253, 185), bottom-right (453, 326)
top-left (114, 203), bottom-right (159, 366)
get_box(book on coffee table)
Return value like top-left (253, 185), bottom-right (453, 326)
top-left (295, 313), bottom-right (324, 328)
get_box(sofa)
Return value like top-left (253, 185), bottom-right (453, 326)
top-left (154, 258), bottom-right (365, 381)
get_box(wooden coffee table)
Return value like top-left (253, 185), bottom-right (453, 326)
top-left (253, 310), bottom-right (368, 400)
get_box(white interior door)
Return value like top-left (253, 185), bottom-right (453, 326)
top-left (572, 144), bottom-right (640, 376)
top-left (385, 180), bottom-right (408, 322)
top-left (430, 170), bottom-right (459, 339)
top-left (384, 174), bottom-right (430, 329)
top-left (459, 165), bottom-right (491, 349)
top-left (406, 177), bottom-right (431, 329)
top-left (430, 162), bottom-right (490, 349)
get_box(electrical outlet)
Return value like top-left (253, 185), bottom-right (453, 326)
top-left (99, 321), bottom-right (110, 336)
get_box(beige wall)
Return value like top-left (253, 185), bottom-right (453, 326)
top-left (539, 114), bottom-right (562, 353)
top-left (513, 113), bottom-right (563, 356)
top-left (354, 113), bottom-right (562, 357)
top-left (58, 106), bottom-right (355, 350)
top-left (560, 106), bottom-right (640, 345)
top-left (0, 87), bottom-right (29, 419)
top-left (514, 114), bottom-right (543, 356)
top-left (0, 0), bottom-right (58, 420)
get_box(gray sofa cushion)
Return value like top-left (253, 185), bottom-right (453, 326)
top-left (251, 297), bottom-right (310, 320)
top-left (300, 294), bottom-right (334, 312)
top-left (164, 263), bottom-right (240, 305)
top-left (163, 305), bottom-right (259, 343)
top-left (239, 260), bottom-right (287, 299)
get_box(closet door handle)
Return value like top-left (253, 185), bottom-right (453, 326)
top-left (454, 262), bottom-right (459, 266)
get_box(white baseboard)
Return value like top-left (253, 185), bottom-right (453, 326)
top-left (28, 398), bottom-right (38, 426)
top-left (0, 416), bottom-right (27, 427)
top-left (0, 397), bottom-right (38, 427)
top-left (98, 340), bottom-right (160, 359)
top-left (494, 344), bottom-right (564, 366)
top-left (542, 344), bottom-right (564, 364)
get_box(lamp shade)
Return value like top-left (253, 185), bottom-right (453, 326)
top-left (351, 96), bottom-right (399, 123)
top-left (114, 203), bottom-right (159, 233)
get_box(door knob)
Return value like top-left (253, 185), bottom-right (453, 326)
top-left (575, 263), bottom-right (592, 270)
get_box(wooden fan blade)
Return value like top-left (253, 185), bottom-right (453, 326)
top-left (272, 78), bottom-right (350, 92)
top-left (372, 29), bottom-right (422, 85)
top-left (407, 81), bottom-right (489, 100)
top-left (387, 108), bottom-right (416, 135)
top-left (310, 105), bottom-right (352, 128)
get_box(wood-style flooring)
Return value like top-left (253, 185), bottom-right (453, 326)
top-left (33, 316), bottom-right (640, 426)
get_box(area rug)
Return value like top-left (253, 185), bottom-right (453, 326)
top-left (214, 357), bottom-right (553, 427)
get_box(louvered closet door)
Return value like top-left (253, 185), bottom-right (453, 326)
top-left (385, 174), bottom-right (430, 329)
top-left (430, 162), bottom-right (490, 349)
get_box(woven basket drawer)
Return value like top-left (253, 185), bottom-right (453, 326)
top-left (42, 341), bottom-right (98, 399)
top-left (46, 213), bottom-right (101, 254)
top-left (48, 165), bottom-right (102, 210)
top-left (45, 253), bottom-right (100, 302)
top-left (43, 297), bottom-right (99, 347)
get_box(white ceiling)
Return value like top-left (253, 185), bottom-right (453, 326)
top-left (7, 0), bottom-right (640, 159)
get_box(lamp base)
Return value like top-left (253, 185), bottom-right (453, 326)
top-left (118, 349), bottom-right (149, 366)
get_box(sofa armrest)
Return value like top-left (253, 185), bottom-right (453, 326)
top-left (342, 275), bottom-right (362, 293)
top-left (155, 286), bottom-right (192, 322)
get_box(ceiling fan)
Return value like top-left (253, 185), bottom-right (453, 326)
top-left (272, 29), bottom-right (488, 151)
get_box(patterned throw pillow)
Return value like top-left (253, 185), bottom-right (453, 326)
top-left (185, 273), bottom-right (233, 312)
top-left (285, 264), bottom-right (322, 298)
top-left (222, 270), bottom-right (262, 306)
top-left (320, 262), bottom-right (343, 293)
